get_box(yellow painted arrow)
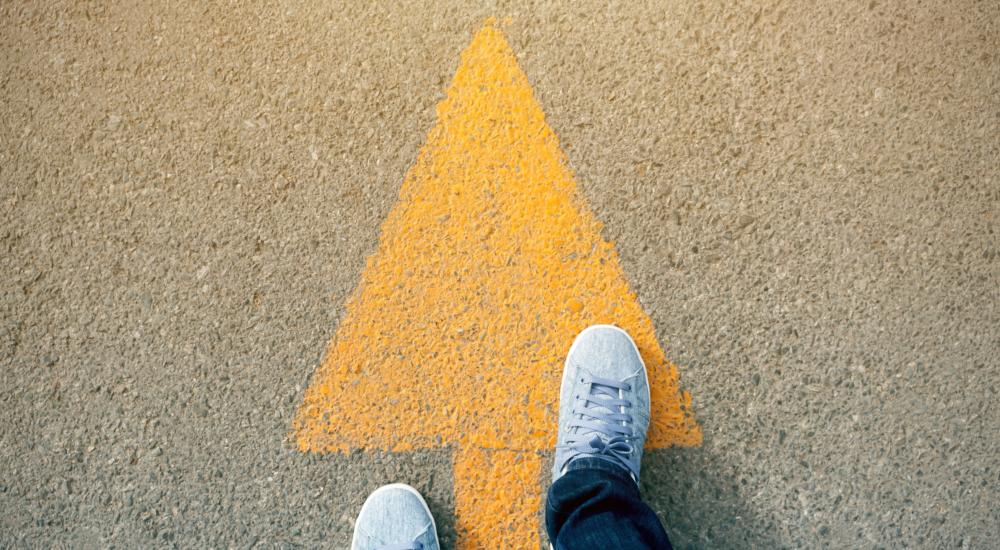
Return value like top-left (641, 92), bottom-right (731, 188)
top-left (295, 19), bottom-right (701, 548)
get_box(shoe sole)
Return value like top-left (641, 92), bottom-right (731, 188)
top-left (351, 483), bottom-right (439, 550)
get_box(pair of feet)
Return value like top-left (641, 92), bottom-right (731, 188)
top-left (352, 325), bottom-right (651, 550)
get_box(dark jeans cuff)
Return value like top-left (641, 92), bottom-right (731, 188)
top-left (563, 456), bottom-right (638, 488)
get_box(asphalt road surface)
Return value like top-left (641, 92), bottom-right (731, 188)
top-left (2, 1), bottom-right (998, 548)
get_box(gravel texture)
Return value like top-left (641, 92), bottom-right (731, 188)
top-left (1, 1), bottom-right (998, 548)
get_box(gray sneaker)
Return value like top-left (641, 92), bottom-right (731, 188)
top-left (553, 325), bottom-right (651, 483)
top-left (351, 483), bottom-right (440, 550)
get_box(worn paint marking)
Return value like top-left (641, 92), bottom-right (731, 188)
top-left (453, 447), bottom-right (542, 548)
top-left (294, 19), bottom-right (701, 548)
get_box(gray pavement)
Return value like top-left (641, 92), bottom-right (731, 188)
top-left (2, 1), bottom-right (998, 548)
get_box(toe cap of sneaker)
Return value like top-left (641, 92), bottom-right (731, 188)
top-left (566, 325), bottom-right (645, 381)
top-left (352, 484), bottom-right (438, 550)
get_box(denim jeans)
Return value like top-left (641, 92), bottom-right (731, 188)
top-left (545, 457), bottom-right (673, 549)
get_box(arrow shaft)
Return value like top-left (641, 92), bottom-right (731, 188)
top-left (454, 446), bottom-right (543, 549)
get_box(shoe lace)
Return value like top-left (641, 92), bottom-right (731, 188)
top-left (558, 374), bottom-right (637, 477)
